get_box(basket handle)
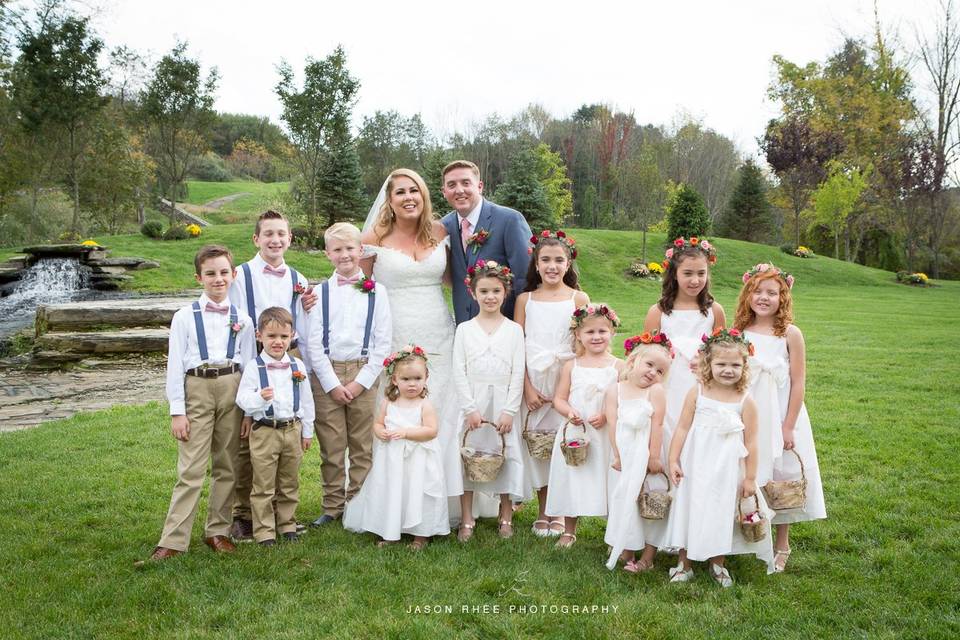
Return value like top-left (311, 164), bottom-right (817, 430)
top-left (561, 417), bottom-right (587, 441)
top-left (783, 448), bottom-right (807, 486)
top-left (736, 492), bottom-right (760, 520)
top-left (461, 419), bottom-right (506, 453)
top-left (641, 470), bottom-right (671, 490)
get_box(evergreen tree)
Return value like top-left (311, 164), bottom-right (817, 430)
top-left (317, 124), bottom-right (365, 231)
top-left (666, 183), bottom-right (711, 240)
top-left (716, 160), bottom-right (773, 242)
top-left (494, 147), bottom-right (552, 233)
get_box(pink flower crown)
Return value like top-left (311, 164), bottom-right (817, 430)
top-left (663, 236), bottom-right (717, 269)
top-left (699, 327), bottom-right (755, 357)
top-left (530, 229), bottom-right (577, 259)
top-left (624, 331), bottom-right (675, 358)
top-left (383, 344), bottom-right (427, 375)
top-left (464, 259), bottom-right (514, 288)
top-left (742, 263), bottom-right (794, 289)
top-left (570, 303), bottom-right (621, 330)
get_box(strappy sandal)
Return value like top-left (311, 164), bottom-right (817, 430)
top-left (375, 539), bottom-right (397, 548)
top-left (709, 563), bottom-right (734, 588)
top-left (408, 538), bottom-right (428, 551)
top-left (548, 519), bottom-right (565, 537)
top-left (457, 522), bottom-right (475, 543)
top-left (624, 557), bottom-right (654, 573)
top-left (773, 547), bottom-right (792, 573)
top-left (554, 532), bottom-right (577, 549)
top-left (668, 563), bottom-right (694, 583)
top-left (498, 521), bottom-right (514, 539)
top-left (531, 519), bottom-right (552, 537)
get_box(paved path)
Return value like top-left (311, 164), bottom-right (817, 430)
top-left (0, 360), bottom-right (166, 431)
top-left (203, 192), bottom-right (251, 210)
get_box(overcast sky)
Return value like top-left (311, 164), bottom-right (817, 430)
top-left (91, 0), bottom-right (935, 158)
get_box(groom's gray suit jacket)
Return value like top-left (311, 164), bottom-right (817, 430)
top-left (442, 198), bottom-right (532, 325)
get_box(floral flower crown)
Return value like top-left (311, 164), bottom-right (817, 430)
top-left (742, 263), bottom-right (794, 289)
top-left (464, 259), bottom-right (514, 288)
top-left (699, 327), bottom-right (755, 356)
top-left (570, 303), bottom-right (621, 330)
top-left (530, 229), bottom-right (577, 259)
top-left (624, 331), bottom-right (675, 358)
top-left (663, 236), bottom-right (717, 269)
top-left (383, 344), bottom-right (427, 376)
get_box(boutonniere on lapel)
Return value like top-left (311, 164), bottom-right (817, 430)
top-left (229, 319), bottom-right (244, 337)
top-left (292, 282), bottom-right (307, 299)
top-left (292, 370), bottom-right (307, 384)
top-left (466, 228), bottom-right (490, 254)
top-left (354, 277), bottom-right (376, 294)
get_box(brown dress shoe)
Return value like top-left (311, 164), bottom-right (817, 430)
top-left (204, 535), bottom-right (237, 553)
top-left (149, 546), bottom-right (182, 561)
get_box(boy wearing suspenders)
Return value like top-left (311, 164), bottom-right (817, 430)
top-left (150, 245), bottom-right (255, 561)
top-left (235, 307), bottom-right (315, 545)
top-left (229, 210), bottom-right (317, 541)
top-left (308, 223), bottom-right (392, 525)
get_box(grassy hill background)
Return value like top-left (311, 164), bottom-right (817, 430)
top-left (0, 220), bottom-right (957, 638)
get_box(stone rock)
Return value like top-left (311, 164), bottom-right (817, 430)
top-left (35, 296), bottom-right (193, 333)
top-left (35, 328), bottom-right (170, 355)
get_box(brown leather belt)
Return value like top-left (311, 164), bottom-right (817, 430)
top-left (185, 363), bottom-right (241, 378)
top-left (253, 418), bottom-right (300, 430)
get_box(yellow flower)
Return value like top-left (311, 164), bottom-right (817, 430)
top-left (186, 224), bottom-right (202, 237)
top-left (80, 239), bottom-right (99, 246)
top-left (647, 261), bottom-right (663, 274)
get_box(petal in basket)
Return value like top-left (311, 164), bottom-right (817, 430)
top-left (761, 448), bottom-right (807, 510)
top-left (737, 494), bottom-right (768, 543)
top-left (560, 419), bottom-right (589, 467)
top-left (461, 420), bottom-right (506, 482)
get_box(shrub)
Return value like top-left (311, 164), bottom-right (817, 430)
top-left (187, 152), bottom-right (232, 182)
top-left (780, 243), bottom-right (795, 255)
top-left (57, 231), bottom-right (83, 243)
top-left (291, 225), bottom-right (322, 250)
top-left (141, 221), bottom-right (164, 239)
top-left (163, 224), bottom-right (190, 241)
top-left (666, 183), bottom-right (710, 241)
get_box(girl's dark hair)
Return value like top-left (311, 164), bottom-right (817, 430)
top-left (658, 247), bottom-right (714, 316)
top-left (523, 237), bottom-right (580, 292)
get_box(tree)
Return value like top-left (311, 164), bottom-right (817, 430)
top-left (811, 161), bottom-right (869, 260)
top-left (276, 46), bottom-right (359, 237)
top-left (494, 147), bottom-right (552, 233)
top-left (141, 41), bottom-right (218, 221)
top-left (14, 14), bottom-right (106, 232)
top-left (316, 123), bottom-right (365, 229)
top-left (666, 183), bottom-right (710, 241)
top-left (716, 160), bottom-right (773, 242)
top-left (614, 143), bottom-right (667, 260)
top-left (531, 142), bottom-right (572, 226)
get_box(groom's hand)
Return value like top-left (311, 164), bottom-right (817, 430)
top-left (330, 386), bottom-right (353, 405)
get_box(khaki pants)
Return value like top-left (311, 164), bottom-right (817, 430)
top-left (312, 361), bottom-right (376, 516)
top-left (233, 345), bottom-right (302, 520)
top-left (250, 420), bottom-right (303, 542)
top-left (158, 372), bottom-right (242, 551)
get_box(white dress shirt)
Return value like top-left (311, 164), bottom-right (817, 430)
top-left (229, 252), bottom-right (313, 370)
top-left (236, 352), bottom-right (315, 438)
top-left (307, 271), bottom-right (393, 393)
top-left (165, 293), bottom-right (256, 415)
top-left (457, 200), bottom-right (483, 239)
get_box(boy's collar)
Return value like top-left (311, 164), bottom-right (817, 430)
top-left (252, 252), bottom-right (286, 270)
top-left (259, 350), bottom-right (290, 363)
top-left (330, 269), bottom-right (363, 281)
top-left (199, 292), bottom-right (230, 306)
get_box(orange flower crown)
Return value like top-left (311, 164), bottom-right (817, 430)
top-left (383, 344), bottom-right (427, 376)
top-left (570, 303), bottom-right (621, 330)
top-left (530, 229), bottom-right (577, 259)
top-left (624, 331), bottom-right (675, 358)
top-left (699, 327), bottom-right (755, 357)
top-left (464, 259), bottom-right (514, 288)
top-left (662, 236), bottom-right (717, 269)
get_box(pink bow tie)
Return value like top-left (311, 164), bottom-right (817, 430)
top-left (263, 264), bottom-right (287, 278)
top-left (266, 361), bottom-right (289, 370)
top-left (337, 273), bottom-right (361, 286)
top-left (205, 302), bottom-right (229, 314)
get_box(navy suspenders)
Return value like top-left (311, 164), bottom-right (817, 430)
top-left (191, 301), bottom-right (238, 362)
top-left (255, 355), bottom-right (300, 418)
top-left (240, 262), bottom-right (300, 325)
top-left (320, 280), bottom-right (375, 357)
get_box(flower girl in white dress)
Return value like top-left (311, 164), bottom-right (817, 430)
top-left (453, 261), bottom-right (529, 542)
top-left (342, 346), bottom-right (449, 549)
top-left (604, 332), bottom-right (672, 572)
top-left (735, 264), bottom-right (826, 572)
top-left (666, 329), bottom-right (775, 586)
top-left (545, 304), bottom-right (623, 549)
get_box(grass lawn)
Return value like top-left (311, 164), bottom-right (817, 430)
top-left (0, 231), bottom-right (958, 638)
top-left (183, 181), bottom-right (290, 225)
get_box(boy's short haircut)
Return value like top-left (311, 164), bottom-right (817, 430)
top-left (194, 244), bottom-right (234, 275)
top-left (324, 222), bottom-right (361, 245)
top-left (258, 306), bottom-right (294, 333)
top-left (441, 160), bottom-right (481, 181)
top-left (255, 209), bottom-right (290, 236)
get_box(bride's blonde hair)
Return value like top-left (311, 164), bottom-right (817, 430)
top-left (373, 168), bottom-right (436, 248)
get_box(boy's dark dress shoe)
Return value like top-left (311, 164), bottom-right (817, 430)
top-left (259, 539), bottom-right (276, 547)
top-left (310, 514), bottom-right (339, 527)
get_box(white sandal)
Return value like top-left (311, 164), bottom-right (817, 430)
top-left (531, 519), bottom-right (552, 538)
top-left (668, 563), bottom-right (694, 583)
top-left (773, 547), bottom-right (792, 573)
top-left (709, 563), bottom-right (734, 588)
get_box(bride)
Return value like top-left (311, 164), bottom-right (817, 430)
top-left (360, 168), bottom-right (496, 524)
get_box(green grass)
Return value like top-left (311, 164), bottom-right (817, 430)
top-left (1, 232), bottom-right (958, 638)
top-left (183, 180), bottom-right (289, 206)
top-left (183, 181), bottom-right (290, 224)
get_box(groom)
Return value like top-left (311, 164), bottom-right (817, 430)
top-left (440, 160), bottom-right (532, 324)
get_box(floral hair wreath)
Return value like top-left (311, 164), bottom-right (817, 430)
top-left (464, 259), bottom-right (514, 288)
top-left (570, 303), bottom-right (621, 330)
top-left (530, 229), bottom-right (578, 259)
top-left (742, 263), bottom-right (795, 289)
top-left (383, 344), bottom-right (427, 376)
top-left (662, 236), bottom-right (717, 269)
top-left (699, 327), bottom-right (755, 357)
top-left (624, 331), bottom-right (675, 359)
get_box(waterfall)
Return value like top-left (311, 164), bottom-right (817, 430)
top-left (0, 258), bottom-right (89, 335)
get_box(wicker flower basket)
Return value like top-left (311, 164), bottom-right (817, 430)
top-left (737, 494), bottom-right (768, 543)
top-left (522, 411), bottom-right (555, 460)
top-left (761, 449), bottom-right (807, 510)
top-left (560, 419), bottom-right (589, 467)
top-left (460, 420), bottom-right (506, 482)
top-left (637, 471), bottom-right (672, 520)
